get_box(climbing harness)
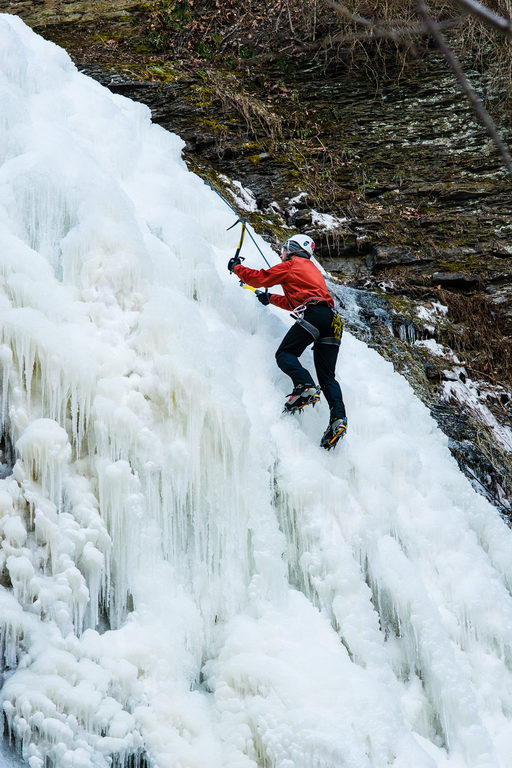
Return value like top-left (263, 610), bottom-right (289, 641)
top-left (291, 297), bottom-right (328, 319)
top-left (290, 300), bottom-right (344, 347)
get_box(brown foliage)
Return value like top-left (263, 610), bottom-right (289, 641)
top-left (139, 0), bottom-right (512, 110)
top-left (438, 289), bottom-right (512, 384)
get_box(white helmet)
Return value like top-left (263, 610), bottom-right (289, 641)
top-left (281, 234), bottom-right (315, 259)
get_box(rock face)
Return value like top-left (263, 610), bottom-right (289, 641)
top-left (0, 0), bottom-right (152, 27)
top-left (430, 272), bottom-right (479, 289)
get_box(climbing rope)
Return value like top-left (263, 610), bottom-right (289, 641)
top-left (204, 181), bottom-right (273, 268)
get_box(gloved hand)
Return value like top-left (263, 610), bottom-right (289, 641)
top-left (228, 255), bottom-right (242, 273)
top-left (256, 291), bottom-right (271, 306)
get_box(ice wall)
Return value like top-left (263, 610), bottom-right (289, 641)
top-left (2, 13), bottom-right (512, 768)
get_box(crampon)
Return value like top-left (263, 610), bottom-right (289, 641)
top-left (320, 417), bottom-right (347, 450)
top-left (283, 384), bottom-right (321, 414)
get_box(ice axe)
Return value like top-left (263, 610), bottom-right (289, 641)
top-left (227, 218), bottom-right (269, 300)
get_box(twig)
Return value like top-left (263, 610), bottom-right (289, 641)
top-left (219, 12), bottom-right (250, 50)
top-left (324, 0), bottom-right (376, 28)
top-left (287, 0), bottom-right (296, 35)
top-left (465, 365), bottom-right (512, 388)
top-left (324, 0), bottom-right (464, 35)
top-left (416, 0), bottom-right (512, 178)
top-left (247, 16), bottom-right (466, 63)
top-left (452, 0), bottom-right (512, 37)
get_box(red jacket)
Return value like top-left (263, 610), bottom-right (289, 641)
top-left (234, 257), bottom-right (333, 311)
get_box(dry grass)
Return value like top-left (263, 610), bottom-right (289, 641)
top-left (438, 289), bottom-right (512, 385)
top-left (201, 70), bottom-right (283, 142)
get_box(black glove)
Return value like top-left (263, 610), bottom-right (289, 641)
top-left (256, 291), bottom-right (270, 306)
top-left (228, 255), bottom-right (242, 273)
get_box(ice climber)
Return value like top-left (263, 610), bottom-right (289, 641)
top-left (228, 233), bottom-right (347, 449)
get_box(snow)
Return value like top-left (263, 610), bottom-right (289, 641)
top-left (442, 375), bottom-right (512, 454)
top-left (413, 340), bottom-right (512, 457)
top-left (311, 210), bottom-right (347, 230)
top-left (1, 13), bottom-right (512, 768)
top-left (415, 339), bottom-right (456, 359)
top-left (218, 176), bottom-right (259, 213)
top-left (416, 303), bottom-right (448, 333)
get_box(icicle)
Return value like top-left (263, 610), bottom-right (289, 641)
top-left (95, 458), bottom-right (144, 627)
top-left (3, 14), bottom-right (512, 768)
top-left (0, 344), bottom-right (12, 423)
top-left (16, 419), bottom-right (70, 512)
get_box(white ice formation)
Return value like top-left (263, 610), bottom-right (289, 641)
top-left (1, 13), bottom-right (512, 768)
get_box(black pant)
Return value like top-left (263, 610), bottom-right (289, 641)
top-left (275, 304), bottom-right (346, 420)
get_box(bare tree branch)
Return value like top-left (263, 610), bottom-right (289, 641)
top-left (326, 0), bottom-right (512, 38)
top-left (344, 16), bottom-right (465, 39)
top-left (247, 15), bottom-right (466, 63)
top-left (293, 0), bottom-right (512, 177)
top-left (324, 0), bottom-right (466, 41)
top-left (416, 0), bottom-right (512, 177)
top-left (324, 0), bottom-right (377, 28)
top-left (452, 0), bottom-right (512, 37)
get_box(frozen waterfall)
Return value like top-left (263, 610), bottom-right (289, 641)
top-left (1, 13), bottom-right (512, 768)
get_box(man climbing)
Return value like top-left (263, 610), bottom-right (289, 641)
top-left (228, 233), bottom-right (347, 449)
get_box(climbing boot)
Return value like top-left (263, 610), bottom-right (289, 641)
top-left (320, 417), bottom-right (347, 450)
top-left (283, 384), bottom-right (321, 414)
